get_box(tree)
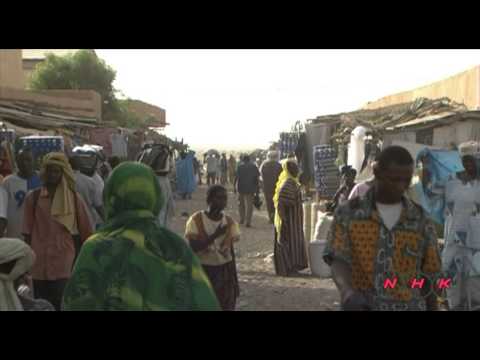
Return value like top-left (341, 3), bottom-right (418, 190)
top-left (29, 50), bottom-right (139, 126)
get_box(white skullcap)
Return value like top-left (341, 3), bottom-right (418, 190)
top-left (459, 141), bottom-right (480, 157)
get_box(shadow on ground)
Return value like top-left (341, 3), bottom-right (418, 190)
top-left (236, 279), bottom-right (340, 311)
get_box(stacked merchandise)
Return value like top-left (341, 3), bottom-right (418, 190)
top-left (72, 146), bottom-right (98, 174)
top-left (313, 145), bottom-right (339, 199)
top-left (0, 129), bottom-right (16, 143)
top-left (18, 136), bottom-right (65, 168)
top-left (279, 132), bottom-right (299, 159)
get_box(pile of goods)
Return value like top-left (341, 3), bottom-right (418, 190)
top-left (18, 136), bottom-right (64, 169)
top-left (279, 132), bottom-right (299, 160)
top-left (313, 145), bottom-right (339, 199)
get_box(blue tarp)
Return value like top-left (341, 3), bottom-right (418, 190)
top-left (415, 148), bottom-right (464, 225)
top-left (176, 152), bottom-right (197, 195)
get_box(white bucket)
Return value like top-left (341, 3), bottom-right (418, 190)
top-left (311, 203), bottom-right (320, 241)
top-left (309, 240), bottom-right (332, 278)
top-left (313, 212), bottom-right (333, 242)
top-left (303, 201), bottom-right (312, 243)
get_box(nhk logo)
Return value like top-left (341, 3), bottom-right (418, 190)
top-left (377, 272), bottom-right (454, 297)
top-left (383, 277), bottom-right (452, 290)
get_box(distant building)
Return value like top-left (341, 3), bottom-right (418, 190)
top-left (22, 49), bottom-right (97, 87)
top-left (123, 99), bottom-right (168, 128)
top-left (364, 65), bottom-right (480, 111)
top-left (1, 50), bottom-right (167, 129)
top-left (0, 50), bottom-right (24, 89)
top-left (0, 49), bottom-right (102, 122)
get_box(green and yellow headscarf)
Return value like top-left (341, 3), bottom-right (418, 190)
top-left (63, 162), bottom-right (220, 311)
top-left (101, 161), bottom-right (163, 231)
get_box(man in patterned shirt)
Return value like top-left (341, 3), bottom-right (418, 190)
top-left (324, 146), bottom-right (442, 311)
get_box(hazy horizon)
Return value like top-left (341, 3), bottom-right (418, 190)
top-left (96, 50), bottom-right (480, 149)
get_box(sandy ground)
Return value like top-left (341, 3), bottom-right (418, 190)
top-left (170, 183), bottom-right (340, 311)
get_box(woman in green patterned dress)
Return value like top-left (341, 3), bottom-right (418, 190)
top-left (62, 162), bottom-right (220, 311)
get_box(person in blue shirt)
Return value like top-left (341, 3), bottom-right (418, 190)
top-left (0, 148), bottom-right (42, 240)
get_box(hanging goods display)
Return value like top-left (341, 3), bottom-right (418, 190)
top-left (18, 136), bottom-right (65, 167)
top-left (279, 132), bottom-right (299, 160)
top-left (313, 145), bottom-right (339, 198)
top-left (0, 129), bottom-right (15, 143)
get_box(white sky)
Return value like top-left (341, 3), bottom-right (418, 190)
top-left (95, 49), bottom-right (480, 151)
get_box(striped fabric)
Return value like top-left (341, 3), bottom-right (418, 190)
top-left (274, 178), bottom-right (308, 276)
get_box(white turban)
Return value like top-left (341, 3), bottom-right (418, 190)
top-left (267, 151), bottom-right (279, 161)
top-left (459, 141), bottom-right (480, 157)
top-left (0, 238), bottom-right (35, 311)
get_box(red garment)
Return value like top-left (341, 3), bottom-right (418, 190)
top-left (22, 188), bottom-right (93, 280)
top-left (0, 147), bottom-right (12, 177)
top-left (0, 163), bottom-right (12, 177)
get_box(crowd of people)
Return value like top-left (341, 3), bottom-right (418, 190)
top-left (2, 139), bottom-right (480, 311)
top-left (325, 144), bottom-right (480, 311)
top-left (222, 144), bottom-right (480, 311)
top-left (0, 143), bottom-right (257, 311)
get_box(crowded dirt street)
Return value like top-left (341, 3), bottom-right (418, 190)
top-left (4, 50), bottom-right (480, 312)
top-left (170, 184), bottom-right (340, 311)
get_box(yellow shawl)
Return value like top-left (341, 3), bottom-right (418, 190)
top-left (273, 159), bottom-right (300, 238)
top-left (40, 152), bottom-right (77, 234)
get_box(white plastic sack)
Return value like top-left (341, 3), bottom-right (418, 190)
top-left (313, 211), bottom-right (334, 241)
top-left (347, 126), bottom-right (367, 173)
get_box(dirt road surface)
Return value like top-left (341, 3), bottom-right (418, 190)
top-left (170, 183), bottom-right (340, 311)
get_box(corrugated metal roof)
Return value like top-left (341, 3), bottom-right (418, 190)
top-left (0, 104), bottom-right (97, 131)
top-left (22, 49), bottom-right (95, 60)
top-left (388, 111), bottom-right (480, 130)
top-left (0, 120), bottom-right (51, 136)
top-left (387, 112), bottom-right (457, 130)
top-left (308, 97), bottom-right (469, 144)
